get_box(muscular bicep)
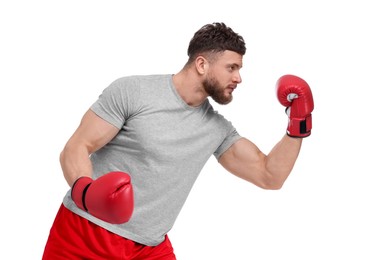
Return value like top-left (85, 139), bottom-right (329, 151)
top-left (60, 109), bottom-right (120, 186)
top-left (67, 109), bottom-right (120, 154)
top-left (218, 137), bottom-right (269, 188)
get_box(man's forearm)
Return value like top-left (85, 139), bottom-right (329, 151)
top-left (265, 135), bottom-right (303, 188)
top-left (60, 144), bottom-right (93, 187)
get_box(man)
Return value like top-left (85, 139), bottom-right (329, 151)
top-left (42, 22), bottom-right (314, 259)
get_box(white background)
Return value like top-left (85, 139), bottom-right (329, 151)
top-left (1, 0), bottom-right (364, 259)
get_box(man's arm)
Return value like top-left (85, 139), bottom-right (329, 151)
top-left (60, 109), bottom-right (120, 187)
top-left (218, 135), bottom-right (302, 190)
top-left (219, 74), bottom-right (313, 189)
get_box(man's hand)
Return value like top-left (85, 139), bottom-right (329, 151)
top-left (71, 171), bottom-right (134, 224)
top-left (276, 74), bottom-right (314, 137)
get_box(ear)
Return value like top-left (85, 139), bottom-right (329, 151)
top-left (195, 55), bottom-right (208, 75)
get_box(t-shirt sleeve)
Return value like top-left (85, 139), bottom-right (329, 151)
top-left (213, 128), bottom-right (242, 160)
top-left (90, 77), bottom-right (140, 129)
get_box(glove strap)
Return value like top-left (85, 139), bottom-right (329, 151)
top-left (71, 176), bottom-right (93, 211)
top-left (287, 114), bottom-right (312, 138)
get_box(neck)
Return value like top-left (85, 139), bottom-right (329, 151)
top-left (172, 69), bottom-right (208, 107)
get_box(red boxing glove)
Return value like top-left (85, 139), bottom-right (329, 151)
top-left (276, 74), bottom-right (314, 137)
top-left (71, 171), bottom-right (134, 224)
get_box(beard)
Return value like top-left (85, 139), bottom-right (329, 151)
top-left (203, 75), bottom-right (233, 105)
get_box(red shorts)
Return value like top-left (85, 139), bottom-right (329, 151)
top-left (42, 204), bottom-right (176, 260)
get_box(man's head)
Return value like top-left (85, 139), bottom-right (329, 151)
top-left (186, 22), bottom-right (246, 65)
top-left (186, 23), bottom-right (246, 105)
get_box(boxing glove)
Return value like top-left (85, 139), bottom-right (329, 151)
top-left (276, 74), bottom-right (314, 137)
top-left (71, 171), bottom-right (134, 224)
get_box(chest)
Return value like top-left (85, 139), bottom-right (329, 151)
top-left (116, 106), bottom-right (227, 162)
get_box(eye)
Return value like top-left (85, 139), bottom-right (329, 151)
top-left (228, 65), bottom-right (235, 71)
top-left (228, 64), bottom-right (240, 72)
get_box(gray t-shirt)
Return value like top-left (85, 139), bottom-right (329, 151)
top-left (63, 74), bottom-right (242, 246)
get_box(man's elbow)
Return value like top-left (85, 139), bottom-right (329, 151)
top-left (257, 175), bottom-right (286, 190)
top-left (260, 182), bottom-right (284, 190)
top-left (59, 147), bottom-right (67, 167)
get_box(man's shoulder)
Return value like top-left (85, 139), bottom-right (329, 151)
top-left (115, 74), bottom-right (171, 82)
top-left (107, 74), bottom-right (171, 91)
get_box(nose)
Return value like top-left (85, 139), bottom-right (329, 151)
top-left (233, 71), bottom-right (242, 84)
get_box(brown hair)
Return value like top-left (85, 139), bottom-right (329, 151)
top-left (186, 22), bottom-right (246, 64)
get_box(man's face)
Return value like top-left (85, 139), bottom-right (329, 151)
top-left (203, 50), bottom-right (243, 105)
